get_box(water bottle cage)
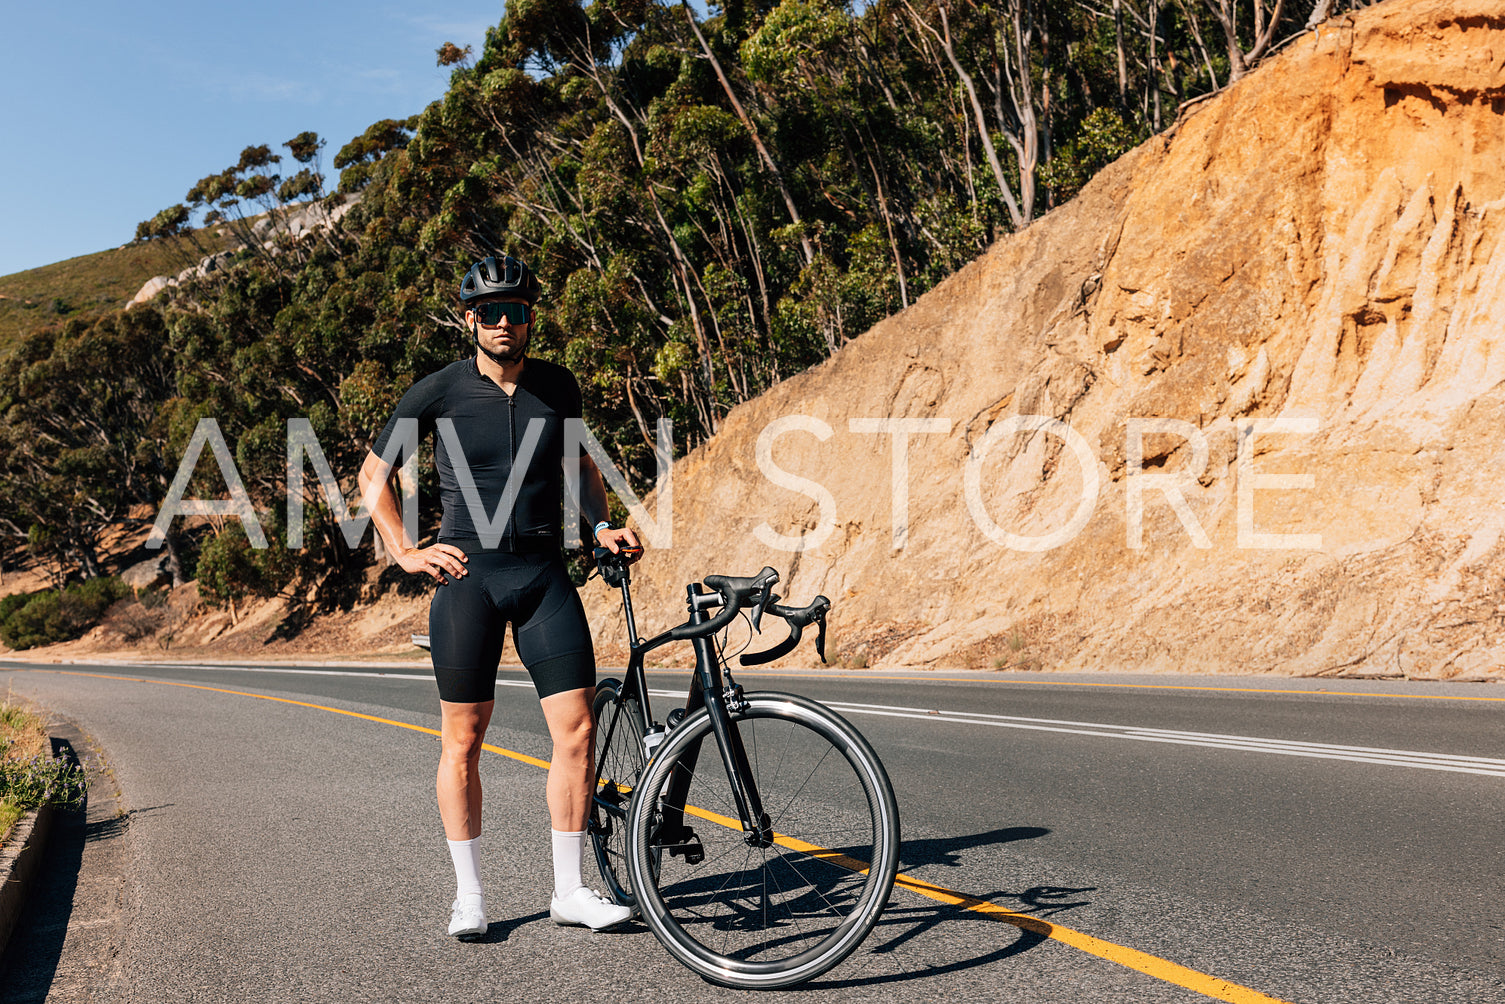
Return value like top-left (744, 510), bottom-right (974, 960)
top-left (642, 725), bottom-right (666, 761)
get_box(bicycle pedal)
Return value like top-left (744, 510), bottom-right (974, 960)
top-left (653, 822), bottom-right (705, 865)
top-left (667, 839), bottom-right (704, 865)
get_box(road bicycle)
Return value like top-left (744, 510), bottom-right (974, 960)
top-left (587, 546), bottom-right (901, 989)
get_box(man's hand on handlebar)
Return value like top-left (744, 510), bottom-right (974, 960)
top-left (594, 525), bottom-right (643, 563)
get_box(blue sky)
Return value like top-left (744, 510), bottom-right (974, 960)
top-left (0, 2), bottom-right (493, 277)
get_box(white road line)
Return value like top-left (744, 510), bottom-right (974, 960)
top-left (820, 704), bottom-right (1505, 778)
top-left (112, 665), bottom-right (1501, 777)
top-left (126, 664), bottom-right (437, 682)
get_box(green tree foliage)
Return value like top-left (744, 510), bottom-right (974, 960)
top-left (334, 119), bottom-right (413, 193)
top-left (0, 307), bottom-right (181, 580)
top-left (0, 577), bottom-right (129, 650)
top-left (134, 204), bottom-right (191, 243)
top-left (10, 0), bottom-right (1351, 613)
top-left (195, 521), bottom-right (296, 610)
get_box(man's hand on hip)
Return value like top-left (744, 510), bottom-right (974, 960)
top-left (396, 543), bottom-right (470, 583)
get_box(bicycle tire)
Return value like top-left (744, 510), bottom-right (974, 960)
top-left (590, 678), bottom-right (645, 907)
top-left (625, 692), bottom-right (900, 988)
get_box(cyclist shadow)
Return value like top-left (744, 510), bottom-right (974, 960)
top-left (799, 825), bottom-right (1095, 990)
top-left (462, 909), bottom-right (549, 944)
top-left (898, 825), bottom-right (1051, 869)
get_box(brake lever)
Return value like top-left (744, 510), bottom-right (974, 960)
top-left (750, 586), bottom-right (775, 634)
top-left (815, 615), bottom-right (828, 664)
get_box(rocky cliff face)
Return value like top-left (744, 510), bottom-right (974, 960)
top-left (583, 0), bottom-right (1505, 680)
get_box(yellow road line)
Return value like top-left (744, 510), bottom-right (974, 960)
top-left (887, 871), bottom-right (1289, 1004)
top-left (671, 801), bottom-right (1288, 1003)
top-left (32, 667), bottom-right (1291, 1002)
top-left (47, 669), bottom-right (550, 769)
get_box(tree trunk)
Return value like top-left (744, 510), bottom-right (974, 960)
top-left (162, 529), bottom-right (187, 587)
top-left (1114, 0), bottom-right (1129, 109)
top-left (73, 540), bottom-right (103, 580)
top-left (1148, 0), bottom-right (1162, 131)
top-left (681, 3), bottom-right (815, 267)
top-left (905, 0), bottom-right (1026, 230)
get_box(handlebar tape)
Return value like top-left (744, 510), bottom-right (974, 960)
top-left (669, 567), bottom-right (780, 641)
top-left (739, 595), bottom-right (830, 666)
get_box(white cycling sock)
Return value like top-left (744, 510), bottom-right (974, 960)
top-left (552, 828), bottom-right (585, 899)
top-left (447, 836), bottom-right (483, 900)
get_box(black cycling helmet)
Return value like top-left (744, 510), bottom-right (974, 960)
top-left (459, 254), bottom-right (541, 304)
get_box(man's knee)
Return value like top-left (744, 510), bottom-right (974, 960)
top-left (442, 729), bottom-right (486, 762)
top-left (541, 696), bottom-right (594, 762)
top-left (553, 713), bottom-right (593, 760)
top-left (440, 702), bottom-right (493, 764)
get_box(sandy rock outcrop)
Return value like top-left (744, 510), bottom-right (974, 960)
top-left (583, 0), bottom-right (1505, 679)
top-left (128, 275), bottom-right (173, 306)
top-left (127, 193), bottom-right (362, 305)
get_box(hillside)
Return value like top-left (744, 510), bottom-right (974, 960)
top-left (0, 230), bottom-right (232, 352)
top-left (582, 0), bottom-right (1505, 680)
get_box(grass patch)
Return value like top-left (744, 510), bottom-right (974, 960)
top-left (0, 697), bottom-right (83, 849)
top-left (0, 801), bottom-right (21, 846)
top-left (0, 228), bottom-right (234, 354)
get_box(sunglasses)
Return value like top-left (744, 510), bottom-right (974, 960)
top-left (472, 301), bottom-right (531, 325)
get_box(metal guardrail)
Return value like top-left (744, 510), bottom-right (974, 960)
top-left (411, 633), bottom-right (431, 651)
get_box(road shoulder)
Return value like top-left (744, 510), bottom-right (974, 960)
top-left (0, 715), bottom-right (134, 1002)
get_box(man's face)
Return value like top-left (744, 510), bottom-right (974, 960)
top-left (467, 296), bottom-right (532, 363)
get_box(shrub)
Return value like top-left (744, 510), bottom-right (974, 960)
top-left (0, 591), bottom-right (33, 624)
top-left (0, 576), bottom-right (130, 650)
top-left (102, 595), bottom-right (166, 642)
top-left (196, 522), bottom-right (295, 608)
top-left (0, 699), bottom-right (85, 848)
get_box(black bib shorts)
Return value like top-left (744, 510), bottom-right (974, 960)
top-left (428, 545), bottom-right (596, 703)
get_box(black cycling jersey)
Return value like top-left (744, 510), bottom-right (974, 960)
top-left (372, 356), bottom-right (596, 699)
top-left (371, 357), bottom-right (582, 546)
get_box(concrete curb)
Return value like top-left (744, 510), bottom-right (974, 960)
top-left (0, 800), bottom-right (54, 958)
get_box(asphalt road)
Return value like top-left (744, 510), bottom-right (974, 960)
top-left (1, 659), bottom-right (1502, 1004)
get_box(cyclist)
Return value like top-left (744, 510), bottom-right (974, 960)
top-left (356, 254), bottom-right (640, 938)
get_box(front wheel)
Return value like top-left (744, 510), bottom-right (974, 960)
top-left (626, 693), bottom-right (900, 989)
top-left (590, 679), bottom-right (645, 907)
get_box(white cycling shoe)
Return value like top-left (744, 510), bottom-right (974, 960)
top-left (549, 886), bottom-right (632, 930)
top-left (448, 894), bottom-right (488, 937)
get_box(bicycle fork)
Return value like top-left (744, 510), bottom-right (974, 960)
top-left (687, 626), bottom-right (773, 847)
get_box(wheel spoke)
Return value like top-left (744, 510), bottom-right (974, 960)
top-left (632, 699), bottom-right (897, 986)
top-left (591, 686), bottom-right (644, 903)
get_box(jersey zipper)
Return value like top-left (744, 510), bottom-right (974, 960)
top-left (507, 392), bottom-right (517, 551)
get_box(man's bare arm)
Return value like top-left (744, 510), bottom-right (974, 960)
top-left (357, 451), bottom-right (469, 583)
top-left (579, 453), bottom-right (640, 557)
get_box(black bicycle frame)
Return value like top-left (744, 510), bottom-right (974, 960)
top-left (605, 568), bottom-right (772, 845)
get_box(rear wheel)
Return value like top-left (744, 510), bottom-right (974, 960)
top-left (626, 693), bottom-right (900, 988)
top-left (590, 679), bottom-right (645, 906)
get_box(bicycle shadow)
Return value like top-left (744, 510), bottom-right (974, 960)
top-left (897, 825), bottom-right (1051, 869)
top-left (796, 825), bottom-right (1095, 990)
top-left (649, 822), bottom-right (1091, 990)
top-left (797, 899), bottom-right (1054, 989)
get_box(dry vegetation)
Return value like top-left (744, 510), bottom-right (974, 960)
top-left (0, 698), bottom-right (52, 847)
top-left (0, 227), bottom-right (232, 352)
